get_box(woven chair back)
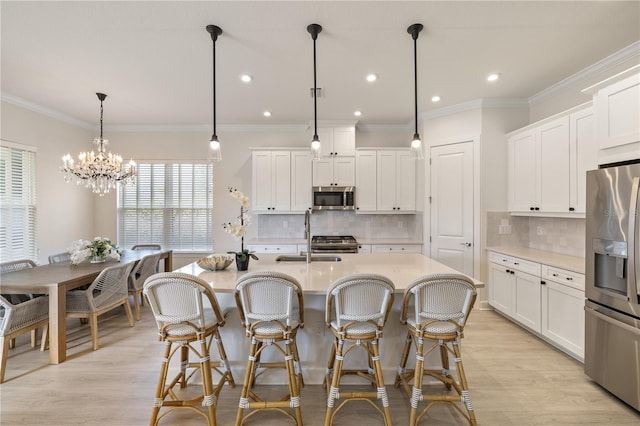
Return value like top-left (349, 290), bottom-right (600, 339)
top-left (131, 244), bottom-right (161, 250)
top-left (129, 253), bottom-right (161, 291)
top-left (402, 273), bottom-right (477, 328)
top-left (326, 274), bottom-right (395, 329)
top-left (235, 271), bottom-right (303, 328)
top-left (48, 252), bottom-right (71, 264)
top-left (87, 263), bottom-right (134, 312)
top-left (0, 259), bottom-right (37, 273)
top-left (143, 272), bottom-right (224, 334)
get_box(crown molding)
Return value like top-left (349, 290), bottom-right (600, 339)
top-left (1, 92), bottom-right (93, 130)
top-left (420, 98), bottom-right (528, 121)
top-left (357, 123), bottom-right (411, 132)
top-left (529, 40), bottom-right (640, 105)
top-left (107, 124), bottom-right (308, 133)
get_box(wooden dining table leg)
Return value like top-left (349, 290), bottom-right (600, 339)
top-left (48, 285), bottom-right (67, 364)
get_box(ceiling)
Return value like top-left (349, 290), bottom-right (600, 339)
top-left (1, 1), bottom-right (639, 129)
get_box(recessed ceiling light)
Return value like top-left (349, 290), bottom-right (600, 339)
top-left (354, 110), bottom-right (362, 117)
top-left (263, 111), bottom-right (271, 117)
top-left (240, 74), bottom-right (252, 83)
top-left (366, 74), bottom-right (377, 82)
top-left (487, 73), bottom-right (500, 82)
top-left (431, 95), bottom-right (441, 102)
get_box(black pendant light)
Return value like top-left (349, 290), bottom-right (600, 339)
top-left (408, 23), bottom-right (424, 160)
top-left (307, 23), bottom-right (322, 159)
top-left (207, 24), bottom-right (223, 162)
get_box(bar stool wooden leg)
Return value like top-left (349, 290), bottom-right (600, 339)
top-left (370, 339), bottom-right (392, 425)
top-left (324, 337), bottom-right (345, 426)
top-left (395, 332), bottom-right (413, 390)
top-left (323, 342), bottom-right (337, 389)
top-left (236, 337), bottom-right (259, 426)
top-left (409, 336), bottom-right (425, 426)
top-left (150, 341), bottom-right (172, 426)
top-left (199, 335), bottom-right (217, 426)
top-left (212, 329), bottom-right (235, 388)
top-left (452, 341), bottom-right (477, 425)
top-left (285, 337), bottom-right (303, 425)
top-left (440, 342), bottom-right (453, 391)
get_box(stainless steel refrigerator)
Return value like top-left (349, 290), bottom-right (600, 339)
top-left (585, 162), bottom-right (640, 411)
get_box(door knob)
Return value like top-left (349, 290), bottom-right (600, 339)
top-left (459, 242), bottom-right (472, 247)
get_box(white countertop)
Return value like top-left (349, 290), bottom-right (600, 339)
top-left (175, 253), bottom-right (482, 294)
top-left (486, 246), bottom-right (585, 274)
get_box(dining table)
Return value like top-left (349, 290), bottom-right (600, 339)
top-left (0, 249), bottom-right (172, 364)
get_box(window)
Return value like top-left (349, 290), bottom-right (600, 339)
top-left (0, 141), bottom-right (37, 263)
top-left (117, 162), bottom-right (213, 251)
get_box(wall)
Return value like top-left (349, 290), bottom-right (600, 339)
top-left (486, 212), bottom-right (585, 258)
top-left (1, 101), bottom-right (94, 264)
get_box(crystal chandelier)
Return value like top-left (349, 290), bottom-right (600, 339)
top-left (61, 93), bottom-right (136, 196)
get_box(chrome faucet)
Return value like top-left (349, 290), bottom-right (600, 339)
top-left (304, 209), bottom-right (312, 263)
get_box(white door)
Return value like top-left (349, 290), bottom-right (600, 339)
top-left (430, 142), bottom-right (474, 276)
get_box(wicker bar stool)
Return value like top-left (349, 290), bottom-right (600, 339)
top-left (143, 272), bottom-right (235, 426)
top-left (323, 274), bottom-right (395, 426)
top-left (234, 271), bottom-right (304, 426)
top-left (394, 273), bottom-right (478, 426)
top-left (128, 252), bottom-right (161, 320)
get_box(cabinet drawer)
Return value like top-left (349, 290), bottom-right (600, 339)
top-left (542, 265), bottom-right (585, 291)
top-left (247, 244), bottom-right (298, 254)
top-left (488, 252), bottom-right (541, 276)
top-left (372, 244), bottom-right (422, 253)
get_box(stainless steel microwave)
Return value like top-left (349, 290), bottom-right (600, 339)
top-left (312, 186), bottom-right (355, 211)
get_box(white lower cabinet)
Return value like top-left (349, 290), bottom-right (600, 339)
top-left (247, 244), bottom-right (298, 254)
top-left (488, 251), bottom-right (585, 360)
top-left (540, 266), bottom-right (585, 360)
top-left (357, 244), bottom-right (372, 254)
top-left (371, 244), bottom-right (422, 253)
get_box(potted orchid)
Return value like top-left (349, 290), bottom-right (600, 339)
top-left (222, 187), bottom-right (258, 271)
top-left (69, 237), bottom-right (122, 266)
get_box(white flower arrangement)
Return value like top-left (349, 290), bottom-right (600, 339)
top-left (222, 187), bottom-right (258, 262)
top-left (69, 237), bottom-right (122, 266)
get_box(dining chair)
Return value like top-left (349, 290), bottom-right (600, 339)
top-left (323, 274), bottom-right (395, 426)
top-left (0, 259), bottom-right (46, 349)
top-left (143, 272), bottom-right (235, 426)
top-left (66, 262), bottom-right (135, 350)
top-left (234, 271), bottom-right (305, 426)
top-left (131, 244), bottom-right (161, 250)
top-left (48, 252), bottom-right (71, 264)
top-left (128, 252), bottom-right (161, 320)
top-left (394, 273), bottom-right (478, 425)
top-left (0, 294), bottom-right (49, 383)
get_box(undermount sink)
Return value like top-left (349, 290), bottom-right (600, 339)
top-left (275, 255), bottom-right (342, 262)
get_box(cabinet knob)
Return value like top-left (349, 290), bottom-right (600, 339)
top-left (566, 277), bottom-right (573, 281)
top-left (541, 280), bottom-right (546, 285)
top-left (534, 207), bottom-right (540, 211)
top-left (569, 207), bottom-right (575, 212)
top-left (530, 207), bottom-right (535, 211)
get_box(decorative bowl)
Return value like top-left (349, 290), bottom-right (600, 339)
top-left (196, 254), bottom-right (234, 271)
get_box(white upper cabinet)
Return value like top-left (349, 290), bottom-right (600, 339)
top-left (252, 151), bottom-right (291, 213)
top-left (355, 150), bottom-right (377, 212)
top-left (583, 66), bottom-right (640, 164)
top-left (316, 126), bottom-right (356, 157)
top-left (313, 126), bottom-right (356, 186)
top-left (290, 151), bottom-right (312, 212)
top-left (376, 150), bottom-right (416, 213)
top-left (508, 104), bottom-right (595, 216)
top-left (569, 106), bottom-right (597, 213)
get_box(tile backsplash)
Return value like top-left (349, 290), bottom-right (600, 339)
top-left (486, 212), bottom-right (585, 258)
top-left (256, 211), bottom-right (423, 240)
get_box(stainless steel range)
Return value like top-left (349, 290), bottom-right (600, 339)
top-left (311, 235), bottom-right (358, 254)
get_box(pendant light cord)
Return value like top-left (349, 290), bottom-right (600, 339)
top-left (212, 33), bottom-right (217, 139)
top-left (413, 34), bottom-right (418, 136)
top-left (312, 32), bottom-right (318, 138)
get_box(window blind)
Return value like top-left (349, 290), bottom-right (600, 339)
top-left (0, 143), bottom-right (37, 262)
top-left (117, 162), bottom-right (213, 251)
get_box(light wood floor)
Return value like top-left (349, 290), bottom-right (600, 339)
top-left (1, 306), bottom-right (639, 426)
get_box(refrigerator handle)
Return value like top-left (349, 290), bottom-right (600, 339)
top-left (629, 177), bottom-right (639, 297)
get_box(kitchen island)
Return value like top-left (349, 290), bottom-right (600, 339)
top-left (174, 253), bottom-right (482, 384)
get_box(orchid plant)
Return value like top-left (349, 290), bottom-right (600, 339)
top-left (222, 187), bottom-right (258, 262)
top-left (69, 237), bottom-right (122, 266)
